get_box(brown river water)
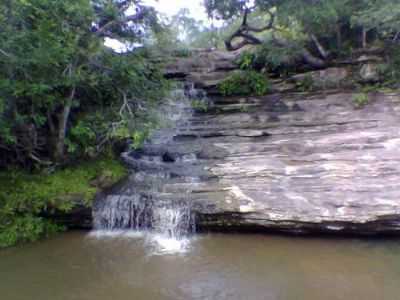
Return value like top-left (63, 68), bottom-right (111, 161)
top-left (0, 231), bottom-right (399, 300)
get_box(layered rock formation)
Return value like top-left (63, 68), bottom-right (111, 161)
top-left (91, 50), bottom-right (400, 235)
top-left (164, 49), bottom-right (239, 93)
top-left (117, 90), bottom-right (400, 234)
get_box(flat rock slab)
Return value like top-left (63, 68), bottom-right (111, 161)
top-left (107, 91), bottom-right (400, 235)
top-left (190, 92), bottom-right (400, 234)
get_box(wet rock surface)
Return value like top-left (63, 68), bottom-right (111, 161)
top-left (100, 88), bottom-right (400, 235)
top-left (164, 50), bottom-right (240, 93)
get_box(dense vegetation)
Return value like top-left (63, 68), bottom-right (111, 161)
top-left (219, 70), bottom-right (270, 96)
top-left (0, 156), bottom-right (127, 247)
top-left (0, 0), bottom-right (169, 168)
top-left (204, 0), bottom-right (400, 67)
top-left (0, 0), bottom-right (170, 247)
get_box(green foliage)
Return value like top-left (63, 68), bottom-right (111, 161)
top-left (172, 48), bottom-right (193, 58)
top-left (236, 52), bottom-right (256, 70)
top-left (378, 47), bottom-right (400, 86)
top-left (277, 0), bottom-right (351, 35)
top-left (191, 99), bottom-right (209, 112)
top-left (253, 42), bottom-right (304, 74)
top-left (0, 215), bottom-right (61, 249)
top-left (204, 0), bottom-right (400, 77)
top-left (352, 93), bottom-right (370, 108)
top-left (218, 71), bottom-right (270, 96)
top-left (297, 74), bottom-right (315, 92)
top-left (352, 0), bottom-right (400, 32)
top-left (132, 129), bottom-right (151, 149)
top-left (0, 156), bottom-right (127, 247)
top-left (204, 0), bottom-right (251, 20)
top-left (0, 0), bottom-right (168, 167)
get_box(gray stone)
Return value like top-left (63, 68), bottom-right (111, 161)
top-left (290, 67), bottom-right (350, 89)
top-left (359, 63), bottom-right (380, 82)
top-left (192, 92), bottom-right (400, 234)
top-left (164, 49), bottom-right (240, 91)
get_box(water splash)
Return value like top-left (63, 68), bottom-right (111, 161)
top-left (147, 234), bottom-right (192, 255)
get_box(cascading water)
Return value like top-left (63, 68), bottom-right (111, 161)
top-left (91, 83), bottom-right (207, 254)
top-left (152, 202), bottom-right (196, 239)
top-left (93, 194), bottom-right (154, 231)
top-left (93, 195), bottom-right (196, 238)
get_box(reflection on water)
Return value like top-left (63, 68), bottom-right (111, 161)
top-left (0, 232), bottom-right (399, 300)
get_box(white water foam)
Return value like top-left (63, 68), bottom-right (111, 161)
top-left (147, 234), bottom-right (192, 255)
top-left (87, 230), bottom-right (193, 255)
top-left (88, 230), bottom-right (145, 239)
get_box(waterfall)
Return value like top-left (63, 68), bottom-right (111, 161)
top-left (91, 83), bottom-right (206, 253)
top-left (93, 194), bottom-right (153, 231)
top-left (93, 195), bottom-right (196, 238)
top-left (152, 202), bottom-right (196, 239)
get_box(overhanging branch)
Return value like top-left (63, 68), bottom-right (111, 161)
top-left (225, 9), bottom-right (275, 51)
top-left (224, 9), bottom-right (328, 68)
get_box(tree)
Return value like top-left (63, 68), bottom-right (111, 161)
top-left (204, 0), bottom-right (277, 51)
top-left (204, 0), bottom-right (398, 68)
top-left (352, 0), bottom-right (400, 42)
top-left (0, 0), bottom-right (167, 167)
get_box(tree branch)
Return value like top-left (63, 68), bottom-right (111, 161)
top-left (225, 9), bottom-right (275, 51)
top-left (273, 38), bottom-right (327, 68)
top-left (0, 48), bottom-right (12, 58)
top-left (310, 34), bottom-right (329, 59)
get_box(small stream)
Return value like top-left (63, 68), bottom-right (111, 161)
top-left (0, 232), bottom-right (399, 300)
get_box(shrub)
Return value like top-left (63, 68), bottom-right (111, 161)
top-left (252, 42), bottom-right (304, 75)
top-left (236, 52), bottom-right (256, 70)
top-left (0, 156), bottom-right (127, 248)
top-left (378, 46), bottom-right (400, 86)
top-left (173, 48), bottom-right (193, 58)
top-left (297, 74), bottom-right (314, 91)
top-left (191, 99), bottom-right (209, 112)
top-left (352, 93), bottom-right (370, 108)
top-left (218, 71), bottom-right (270, 96)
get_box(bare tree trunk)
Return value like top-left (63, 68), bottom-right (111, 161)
top-left (393, 31), bottom-right (400, 42)
top-left (336, 23), bottom-right (342, 51)
top-left (311, 34), bottom-right (329, 59)
top-left (273, 38), bottom-right (327, 68)
top-left (362, 27), bottom-right (367, 48)
top-left (54, 87), bottom-right (75, 162)
top-left (301, 48), bottom-right (327, 68)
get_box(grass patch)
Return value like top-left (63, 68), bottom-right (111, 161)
top-left (0, 156), bottom-right (127, 248)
